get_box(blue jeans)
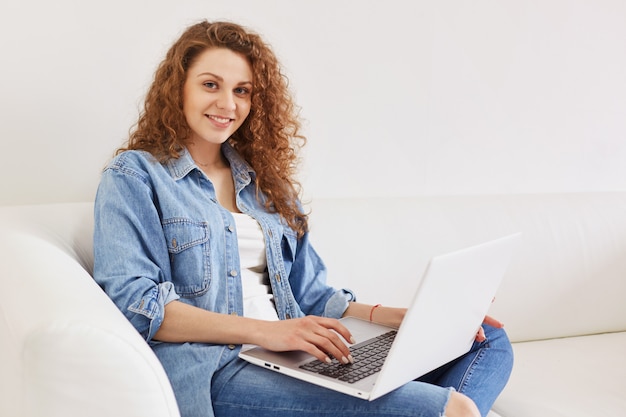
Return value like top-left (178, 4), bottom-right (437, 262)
top-left (417, 324), bottom-right (514, 416)
top-left (209, 325), bottom-right (513, 417)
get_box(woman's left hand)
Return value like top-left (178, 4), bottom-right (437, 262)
top-left (475, 315), bottom-right (503, 342)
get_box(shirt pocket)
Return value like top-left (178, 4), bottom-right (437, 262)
top-left (280, 226), bottom-right (298, 263)
top-left (162, 218), bottom-right (210, 297)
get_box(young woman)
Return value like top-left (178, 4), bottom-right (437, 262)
top-left (93, 20), bottom-right (513, 417)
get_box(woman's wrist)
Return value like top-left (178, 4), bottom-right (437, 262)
top-left (374, 306), bottom-right (405, 328)
top-left (369, 304), bottom-right (382, 322)
top-left (343, 302), bottom-right (406, 328)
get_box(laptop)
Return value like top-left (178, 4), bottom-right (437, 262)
top-left (239, 233), bottom-right (521, 401)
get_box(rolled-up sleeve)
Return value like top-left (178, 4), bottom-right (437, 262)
top-left (127, 282), bottom-right (180, 342)
top-left (323, 288), bottom-right (356, 319)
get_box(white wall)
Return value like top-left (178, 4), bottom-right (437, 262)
top-left (1, 0), bottom-right (625, 206)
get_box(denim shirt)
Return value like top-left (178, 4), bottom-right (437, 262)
top-left (93, 143), bottom-right (354, 411)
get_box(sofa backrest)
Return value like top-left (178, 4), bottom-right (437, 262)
top-left (1, 191), bottom-right (624, 365)
top-left (307, 192), bottom-right (626, 343)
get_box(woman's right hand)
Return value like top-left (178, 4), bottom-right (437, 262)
top-left (155, 302), bottom-right (354, 364)
top-left (254, 316), bottom-right (355, 365)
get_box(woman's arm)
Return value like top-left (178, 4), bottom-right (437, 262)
top-left (154, 300), bottom-right (356, 364)
top-left (343, 302), bottom-right (503, 342)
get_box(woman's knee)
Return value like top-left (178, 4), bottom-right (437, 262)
top-left (484, 325), bottom-right (512, 348)
top-left (444, 392), bottom-right (480, 417)
top-left (485, 325), bottom-right (514, 370)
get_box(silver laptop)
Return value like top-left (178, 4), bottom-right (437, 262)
top-left (239, 233), bottom-right (521, 401)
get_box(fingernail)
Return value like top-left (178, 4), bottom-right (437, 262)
top-left (342, 356), bottom-right (350, 364)
top-left (348, 355), bottom-right (354, 364)
top-left (349, 336), bottom-right (356, 344)
top-left (325, 357), bottom-right (332, 364)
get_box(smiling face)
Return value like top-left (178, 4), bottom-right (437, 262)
top-left (182, 48), bottom-right (253, 150)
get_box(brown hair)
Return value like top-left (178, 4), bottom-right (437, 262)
top-left (119, 20), bottom-right (308, 236)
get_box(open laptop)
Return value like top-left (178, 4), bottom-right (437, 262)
top-left (239, 233), bottom-right (521, 400)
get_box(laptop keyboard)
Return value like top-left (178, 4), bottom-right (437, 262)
top-left (299, 330), bottom-right (397, 384)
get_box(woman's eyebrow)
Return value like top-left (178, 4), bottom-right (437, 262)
top-left (197, 72), bottom-right (252, 86)
top-left (197, 71), bottom-right (222, 80)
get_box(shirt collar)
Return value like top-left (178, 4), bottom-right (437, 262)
top-left (165, 142), bottom-right (256, 187)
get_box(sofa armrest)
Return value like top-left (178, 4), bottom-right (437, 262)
top-left (0, 219), bottom-right (180, 417)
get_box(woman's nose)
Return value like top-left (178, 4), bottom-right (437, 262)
top-left (216, 91), bottom-right (236, 111)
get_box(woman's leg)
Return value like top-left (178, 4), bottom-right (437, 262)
top-left (417, 325), bottom-right (514, 417)
top-left (212, 359), bottom-right (455, 417)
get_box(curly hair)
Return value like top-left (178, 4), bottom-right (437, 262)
top-left (119, 20), bottom-right (308, 236)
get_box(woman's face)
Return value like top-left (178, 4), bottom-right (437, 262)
top-left (182, 48), bottom-right (253, 147)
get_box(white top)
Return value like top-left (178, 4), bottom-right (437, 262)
top-left (232, 212), bottom-right (280, 322)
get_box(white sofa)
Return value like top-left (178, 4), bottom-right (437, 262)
top-left (1, 192), bottom-right (625, 417)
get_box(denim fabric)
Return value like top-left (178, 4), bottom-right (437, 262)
top-left (93, 143), bottom-right (354, 417)
top-left (417, 324), bottom-right (514, 417)
top-left (211, 358), bottom-right (453, 417)
top-left (94, 144), bottom-right (354, 332)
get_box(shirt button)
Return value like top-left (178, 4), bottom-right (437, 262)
top-left (230, 270), bottom-right (238, 277)
top-left (227, 225), bottom-right (234, 233)
top-left (275, 273), bottom-right (281, 282)
top-left (285, 313), bottom-right (291, 319)
top-left (230, 311), bottom-right (238, 316)
top-left (171, 238), bottom-right (177, 248)
top-left (228, 344), bottom-right (236, 350)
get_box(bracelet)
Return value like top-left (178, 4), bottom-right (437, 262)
top-left (370, 304), bottom-right (382, 322)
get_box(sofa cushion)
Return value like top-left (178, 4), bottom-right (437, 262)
top-left (493, 332), bottom-right (626, 416)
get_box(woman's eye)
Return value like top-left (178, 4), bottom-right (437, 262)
top-left (234, 87), bottom-right (250, 95)
top-left (203, 82), bottom-right (217, 89)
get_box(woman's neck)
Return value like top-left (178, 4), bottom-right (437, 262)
top-left (187, 141), bottom-right (226, 170)
top-left (187, 141), bottom-right (239, 213)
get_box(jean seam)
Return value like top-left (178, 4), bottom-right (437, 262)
top-left (456, 344), bottom-right (488, 394)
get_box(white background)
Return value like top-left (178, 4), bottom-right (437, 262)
top-left (1, 0), bottom-right (625, 206)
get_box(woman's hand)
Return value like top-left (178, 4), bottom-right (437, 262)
top-left (156, 302), bottom-right (353, 363)
top-left (254, 316), bottom-right (355, 365)
top-left (475, 315), bottom-right (504, 342)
